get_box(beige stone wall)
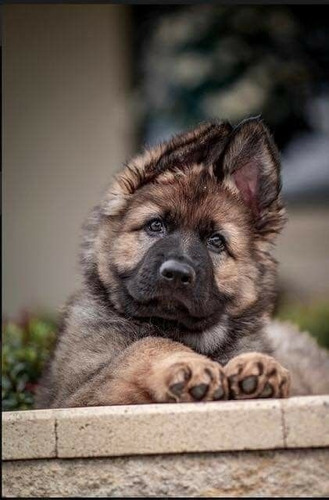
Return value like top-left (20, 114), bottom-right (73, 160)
top-left (3, 5), bottom-right (134, 318)
top-left (3, 449), bottom-right (329, 498)
top-left (3, 397), bottom-right (329, 461)
top-left (3, 397), bottom-right (329, 497)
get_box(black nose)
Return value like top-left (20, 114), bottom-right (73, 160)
top-left (159, 259), bottom-right (195, 286)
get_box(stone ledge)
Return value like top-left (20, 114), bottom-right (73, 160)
top-left (2, 395), bottom-right (329, 461)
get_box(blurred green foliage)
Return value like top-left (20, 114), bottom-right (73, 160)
top-left (2, 313), bottom-right (57, 411)
top-left (275, 300), bottom-right (329, 350)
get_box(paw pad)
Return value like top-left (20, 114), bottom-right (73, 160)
top-left (260, 382), bottom-right (274, 398)
top-left (164, 357), bottom-right (229, 403)
top-left (224, 353), bottom-right (291, 400)
top-left (169, 382), bottom-right (185, 396)
top-left (213, 387), bottom-right (225, 400)
top-left (240, 375), bottom-right (258, 394)
top-left (189, 383), bottom-right (209, 400)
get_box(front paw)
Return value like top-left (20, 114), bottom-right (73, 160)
top-left (224, 352), bottom-right (290, 400)
top-left (152, 353), bottom-right (229, 403)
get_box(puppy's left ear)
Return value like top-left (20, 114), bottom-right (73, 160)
top-left (219, 117), bottom-right (285, 238)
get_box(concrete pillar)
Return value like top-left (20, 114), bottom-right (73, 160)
top-left (3, 5), bottom-right (134, 318)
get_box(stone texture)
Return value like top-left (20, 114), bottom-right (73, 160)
top-left (3, 397), bottom-right (329, 497)
top-left (55, 400), bottom-right (284, 458)
top-left (3, 449), bottom-right (329, 497)
top-left (282, 395), bottom-right (329, 448)
top-left (2, 409), bottom-right (56, 460)
top-left (3, 396), bottom-right (329, 462)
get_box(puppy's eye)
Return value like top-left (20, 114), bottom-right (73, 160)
top-left (207, 233), bottom-right (226, 253)
top-left (146, 218), bottom-right (166, 235)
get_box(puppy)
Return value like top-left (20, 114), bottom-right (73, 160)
top-left (36, 117), bottom-right (329, 408)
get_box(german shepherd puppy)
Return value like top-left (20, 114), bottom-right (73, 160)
top-left (36, 117), bottom-right (329, 408)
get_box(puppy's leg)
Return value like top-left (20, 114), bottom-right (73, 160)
top-left (224, 352), bottom-right (290, 400)
top-left (65, 338), bottom-right (229, 406)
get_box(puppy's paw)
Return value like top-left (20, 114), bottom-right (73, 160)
top-left (152, 353), bottom-right (229, 403)
top-left (224, 352), bottom-right (290, 400)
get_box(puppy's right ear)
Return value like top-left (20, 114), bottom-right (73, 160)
top-left (102, 120), bottom-right (233, 216)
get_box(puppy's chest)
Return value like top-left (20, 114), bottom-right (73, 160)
top-left (181, 324), bottom-right (272, 365)
top-left (133, 316), bottom-right (271, 364)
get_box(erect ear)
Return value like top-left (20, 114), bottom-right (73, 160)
top-left (219, 117), bottom-right (285, 237)
top-left (102, 120), bottom-right (233, 216)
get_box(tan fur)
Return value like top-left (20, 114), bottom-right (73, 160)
top-left (267, 321), bottom-right (329, 396)
top-left (102, 169), bottom-right (261, 319)
top-left (89, 338), bottom-right (229, 406)
top-left (35, 118), bottom-right (328, 410)
top-left (225, 352), bottom-right (291, 399)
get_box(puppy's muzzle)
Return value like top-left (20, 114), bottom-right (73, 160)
top-left (159, 259), bottom-right (196, 287)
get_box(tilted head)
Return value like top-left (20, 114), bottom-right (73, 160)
top-left (81, 118), bottom-right (285, 335)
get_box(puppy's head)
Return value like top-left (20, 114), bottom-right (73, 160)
top-left (82, 118), bottom-right (285, 332)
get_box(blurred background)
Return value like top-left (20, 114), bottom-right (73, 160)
top-left (3, 4), bottom-right (329, 409)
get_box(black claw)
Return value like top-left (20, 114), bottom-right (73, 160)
top-left (260, 382), bottom-right (274, 398)
top-left (213, 386), bottom-right (224, 400)
top-left (279, 379), bottom-right (287, 398)
top-left (169, 382), bottom-right (185, 396)
top-left (279, 379), bottom-right (286, 389)
top-left (190, 383), bottom-right (209, 401)
top-left (240, 375), bottom-right (258, 394)
top-left (257, 362), bottom-right (264, 376)
top-left (205, 368), bottom-right (214, 381)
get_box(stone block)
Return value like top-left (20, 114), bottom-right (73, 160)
top-left (55, 399), bottom-right (284, 458)
top-left (2, 409), bottom-right (56, 460)
top-left (282, 395), bottom-right (329, 448)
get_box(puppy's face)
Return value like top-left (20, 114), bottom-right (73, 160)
top-left (89, 119), bottom-right (285, 331)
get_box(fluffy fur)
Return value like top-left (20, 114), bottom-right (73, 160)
top-left (36, 118), bottom-right (329, 408)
